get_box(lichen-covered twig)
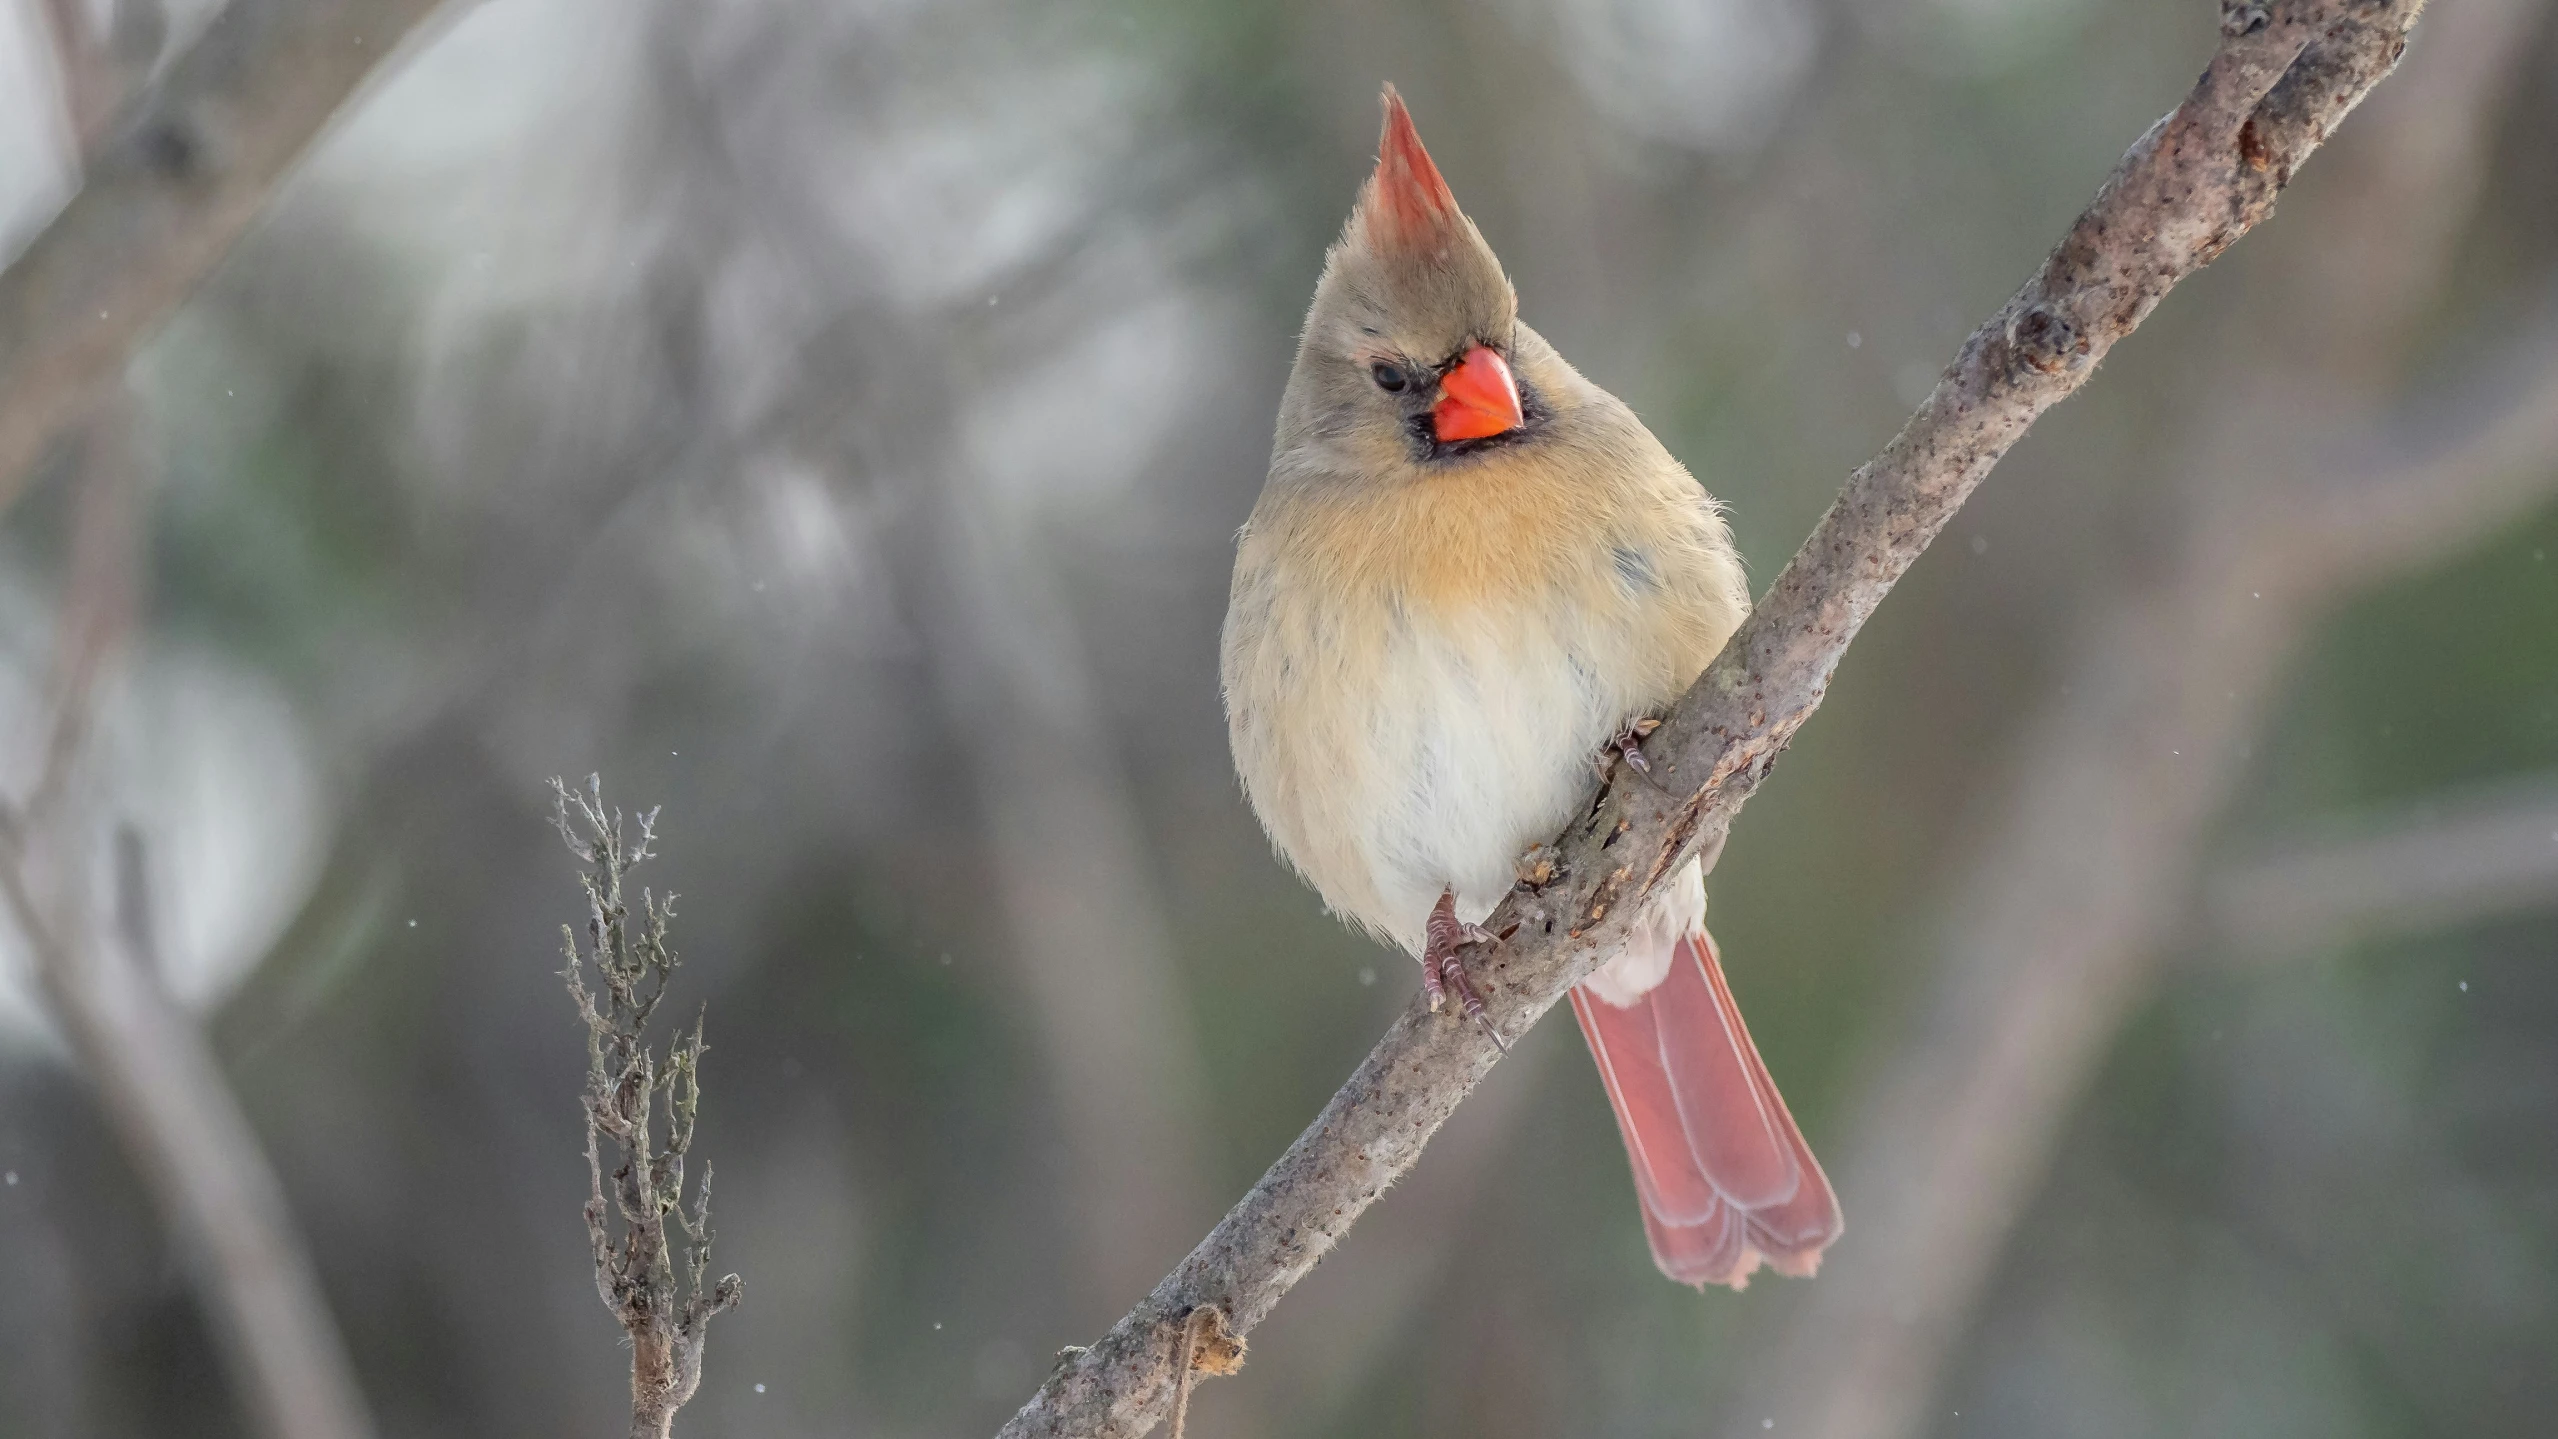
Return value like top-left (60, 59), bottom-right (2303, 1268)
top-left (552, 776), bottom-right (741, 1439)
top-left (996, 4), bottom-right (2427, 1435)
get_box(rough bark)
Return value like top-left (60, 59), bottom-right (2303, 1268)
top-left (995, 3), bottom-right (2429, 1435)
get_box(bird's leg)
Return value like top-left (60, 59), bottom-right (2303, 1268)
top-left (1423, 890), bottom-right (1508, 1053)
top-left (1596, 716), bottom-right (1669, 791)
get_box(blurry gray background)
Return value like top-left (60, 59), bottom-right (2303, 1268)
top-left (1, 0), bottom-right (2555, 1436)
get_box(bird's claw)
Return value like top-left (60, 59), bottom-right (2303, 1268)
top-left (1599, 718), bottom-right (1670, 793)
top-left (1423, 891), bottom-right (1509, 1052)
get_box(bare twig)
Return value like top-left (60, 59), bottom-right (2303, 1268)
top-left (551, 776), bottom-right (741, 1439)
top-left (996, 4), bottom-right (2426, 1435)
top-left (0, 0), bottom-right (454, 505)
top-left (0, 400), bottom-right (376, 1439)
top-left (1725, 1), bottom-right (2555, 1434)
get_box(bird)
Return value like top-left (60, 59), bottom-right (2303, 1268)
top-left (1219, 85), bottom-right (1841, 1288)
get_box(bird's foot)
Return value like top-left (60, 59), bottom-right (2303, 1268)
top-left (1596, 717), bottom-right (1669, 791)
top-left (1424, 890), bottom-right (1509, 1053)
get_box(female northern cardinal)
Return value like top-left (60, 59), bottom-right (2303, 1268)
top-left (1220, 86), bottom-right (1842, 1288)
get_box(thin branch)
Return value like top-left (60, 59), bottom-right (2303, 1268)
top-left (995, 3), bottom-right (2426, 1435)
top-left (552, 776), bottom-right (741, 1439)
top-left (0, 0), bottom-right (454, 506)
top-left (0, 399), bottom-right (376, 1439)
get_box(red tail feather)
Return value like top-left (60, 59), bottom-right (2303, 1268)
top-left (1571, 930), bottom-right (1841, 1289)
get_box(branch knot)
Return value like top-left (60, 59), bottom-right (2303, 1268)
top-left (2221, 1), bottom-right (2273, 38)
top-left (2007, 303), bottom-right (2086, 375)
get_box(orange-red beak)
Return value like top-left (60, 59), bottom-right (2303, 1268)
top-left (1433, 346), bottom-right (1523, 443)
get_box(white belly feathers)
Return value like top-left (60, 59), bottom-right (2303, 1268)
top-left (1225, 562), bottom-right (1680, 960)
top-left (1354, 602), bottom-right (1625, 949)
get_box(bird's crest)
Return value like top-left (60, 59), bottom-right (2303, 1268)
top-left (1358, 85), bottom-right (1466, 260)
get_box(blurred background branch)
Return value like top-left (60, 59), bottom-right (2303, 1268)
top-left (31, 0), bottom-right (147, 152)
top-left (0, 397), bottom-right (374, 1439)
top-left (619, 7), bottom-right (1225, 1309)
top-left (0, 0), bottom-right (451, 506)
top-left (0, 4), bottom-right (468, 1435)
top-left (2202, 770), bottom-right (2558, 962)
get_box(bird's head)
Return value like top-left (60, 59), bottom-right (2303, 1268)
top-left (1281, 86), bottom-right (1531, 468)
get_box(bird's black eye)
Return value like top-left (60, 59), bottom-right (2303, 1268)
top-left (1371, 362), bottom-right (1410, 393)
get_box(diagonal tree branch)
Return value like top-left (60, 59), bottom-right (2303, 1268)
top-left (1723, 343), bottom-right (2558, 1439)
top-left (995, 3), bottom-right (2427, 1435)
top-left (1725, 0), bottom-right (2552, 1431)
top-left (0, 0), bottom-right (455, 508)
